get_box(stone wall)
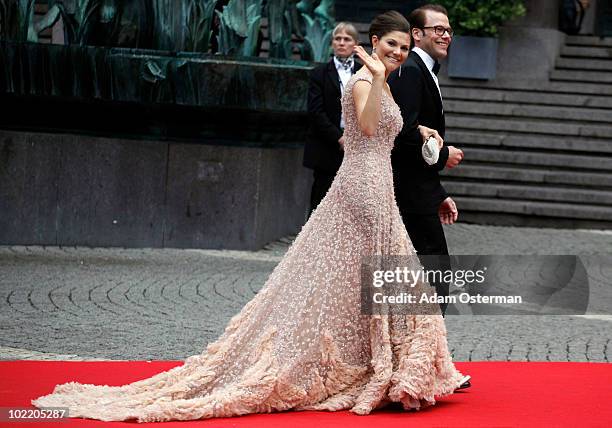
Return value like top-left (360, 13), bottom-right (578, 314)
top-left (0, 130), bottom-right (311, 250)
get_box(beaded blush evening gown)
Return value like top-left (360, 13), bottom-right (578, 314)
top-left (32, 73), bottom-right (465, 422)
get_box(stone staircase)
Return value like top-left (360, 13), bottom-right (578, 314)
top-left (439, 35), bottom-right (612, 229)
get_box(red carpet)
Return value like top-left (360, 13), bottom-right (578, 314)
top-left (1, 360), bottom-right (611, 427)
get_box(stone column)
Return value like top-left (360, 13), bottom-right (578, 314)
top-left (580, 0), bottom-right (598, 35)
top-left (494, 0), bottom-right (566, 83)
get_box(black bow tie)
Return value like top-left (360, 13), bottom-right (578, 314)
top-left (432, 61), bottom-right (441, 76)
top-left (336, 56), bottom-right (354, 71)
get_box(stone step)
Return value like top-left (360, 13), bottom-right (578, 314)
top-left (566, 36), bottom-right (612, 47)
top-left (452, 196), bottom-right (612, 221)
top-left (461, 148), bottom-right (612, 171)
top-left (556, 57), bottom-right (612, 71)
top-left (446, 115), bottom-right (612, 139)
top-left (544, 81), bottom-right (612, 95)
top-left (441, 77), bottom-right (612, 96)
top-left (443, 86), bottom-right (612, 109)
top-left (443, 181), bottom-right (612, 206)
top-left (560, 45), bottom-right (612, 59)
top-left (446, 130), bottom-right (612, 154)
top-left (550, 69), bottom-right (612, 84)
top-left (442, 164), bottom-right (612, 187)
top-left (444, 99), bottom-right (612, 124)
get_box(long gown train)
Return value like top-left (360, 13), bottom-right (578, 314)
top-left (32, 73), bottom-right (465, 422)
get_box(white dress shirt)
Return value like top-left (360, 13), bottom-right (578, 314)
top-left (334, 56), bottom-right (354, 129)
top-left (412, 47), bottom-right (442, 100)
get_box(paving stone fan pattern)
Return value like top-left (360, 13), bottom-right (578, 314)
top-left (1, 224), bottom-right (611, 362)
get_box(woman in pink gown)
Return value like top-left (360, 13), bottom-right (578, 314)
top-left (32, 11), bottom-right (466, 422)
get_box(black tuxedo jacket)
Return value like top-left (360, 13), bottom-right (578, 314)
top-left (388, 51), bottom-right (450, 215)
top-left (303, 58), bottom-right (362, 174)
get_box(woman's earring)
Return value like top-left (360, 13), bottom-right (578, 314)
top-left (372, 47), bottom-right (376, 54)
top-left (399, 66), bottom-right (402, 77)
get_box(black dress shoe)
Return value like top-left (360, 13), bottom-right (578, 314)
top-left (456, 375), bottom-right (471, 390)
top-left (458, 379), bottom-right (471, 389)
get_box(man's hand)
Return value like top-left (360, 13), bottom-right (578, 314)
top-left (446, 146), bottom-right (464, 168)
top-left (338, 136), bottom-right (345, 151)
top-left (418, 125), bottom-right (443, 149)
top-left (438, 197), bottom-right (458, 225)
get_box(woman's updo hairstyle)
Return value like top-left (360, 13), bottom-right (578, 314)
top-left (368, 10), bottom-right (411, 43)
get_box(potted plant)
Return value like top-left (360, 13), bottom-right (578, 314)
top-left (438, 0), bottom-right (526, 80)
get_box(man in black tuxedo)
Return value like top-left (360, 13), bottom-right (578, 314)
top-left (388, 4), bottom-right (464, 314)
top-left (303, 22), bottom-right (362, 214)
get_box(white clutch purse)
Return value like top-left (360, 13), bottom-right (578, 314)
top-left (421, 136), bottom-right (440, 165)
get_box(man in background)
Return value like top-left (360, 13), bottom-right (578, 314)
top-left (303, 22), bottom-right (362, 215)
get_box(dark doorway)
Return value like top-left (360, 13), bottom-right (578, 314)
top-left (597, 0), bottom-right (612, 35)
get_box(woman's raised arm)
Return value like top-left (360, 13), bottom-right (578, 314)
top-left (352, 46), bottom-right (387, 137)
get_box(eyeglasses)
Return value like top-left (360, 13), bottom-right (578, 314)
top-left (421, 26), bottom-right (454, 37)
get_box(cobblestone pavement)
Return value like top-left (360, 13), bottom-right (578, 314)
top-left (1, 224), bottom-right (611, 362)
